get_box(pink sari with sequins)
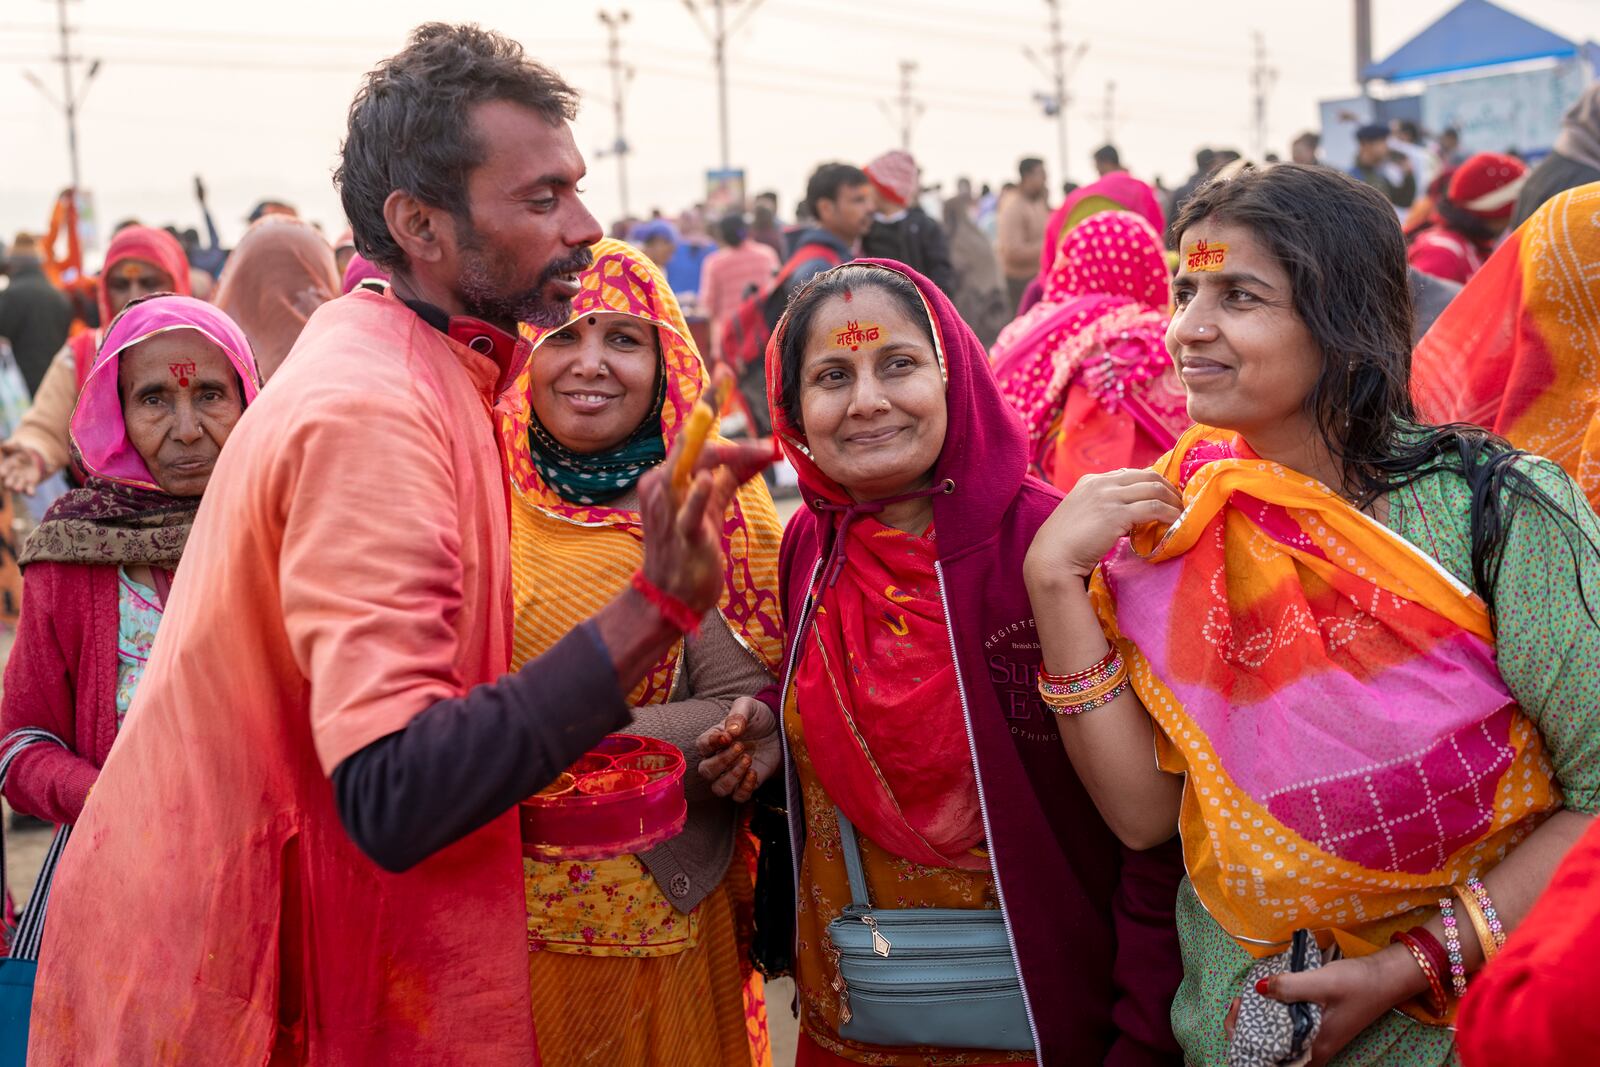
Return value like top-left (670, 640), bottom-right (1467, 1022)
top-left (989, 211), bottom-right (1188, 491)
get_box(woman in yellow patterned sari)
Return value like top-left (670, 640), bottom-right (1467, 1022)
top-left (1025, 165), bottom-right (1600, 1065)
top-left (497, 238), bottom-right (785, 1066)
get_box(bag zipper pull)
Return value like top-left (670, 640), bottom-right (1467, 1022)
top-left (824, 936), bottom-right (852, 1021)
top-left (862, 914), bottom-right (891, 957)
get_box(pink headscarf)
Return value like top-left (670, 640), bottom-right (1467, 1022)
top-left (341, 252), bottom-right (389, 294)
top-left (1039, 173), bottom-right (1166, 275)
top-left (73, 295), bottom-right (261, 490)
top-left (1043, 209), bottom-right (1170, 308)
top-left (991, 211), bottom-right (1184, 486)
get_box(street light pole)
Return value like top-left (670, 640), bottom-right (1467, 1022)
top-left (683, 0), bottom-right (766, 175)
top-left (1025, 0), bottom-right (1085, 185)
top-left (597, 9), bottom-right (634, 219)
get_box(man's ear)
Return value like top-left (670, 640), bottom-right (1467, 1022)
top-left (382, 190), bottom-right (451, 267)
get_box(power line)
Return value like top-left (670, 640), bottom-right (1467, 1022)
top-left (596, 10), bottom-right (634, 219)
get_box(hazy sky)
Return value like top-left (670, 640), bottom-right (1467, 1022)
top-left (4, 0), bottom-right (1598, 255)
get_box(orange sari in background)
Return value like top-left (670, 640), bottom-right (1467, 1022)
top-left (1413, 181), bottom-right (1600, 510)
top-left (499, 239), bottom-right (783, 1066)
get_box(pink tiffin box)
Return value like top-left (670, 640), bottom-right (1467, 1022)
top-left (519, 734), bottom-right (688, 862)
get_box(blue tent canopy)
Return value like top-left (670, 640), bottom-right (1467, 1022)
top-left (1363, 0), bottom-right (1576, 83)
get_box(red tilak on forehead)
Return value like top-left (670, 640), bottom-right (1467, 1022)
top-left (169, 360), bottom-right (197, 388)
top-left (842, 288), bottom-right (853, 302)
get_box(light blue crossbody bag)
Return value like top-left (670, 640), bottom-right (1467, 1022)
top-left (824, 808), bottom-right (1033, 1052)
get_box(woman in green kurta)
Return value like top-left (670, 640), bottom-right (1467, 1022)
top-left (1171, 454), bottom-right (1600, 1065)
top-left (1023, 164), bottom-right (1600, 1065)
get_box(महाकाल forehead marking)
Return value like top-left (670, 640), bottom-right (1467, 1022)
top-left (829, 320), bottom-right (884, 352)
top-left (1181, 239), bottom-right (1229, 273)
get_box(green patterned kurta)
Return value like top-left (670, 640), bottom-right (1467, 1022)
top-left (1170, 457), bottom-right (1600, 1065)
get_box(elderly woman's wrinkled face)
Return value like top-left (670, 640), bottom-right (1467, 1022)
top-left (798, 286), bottom-right (947, 502)
top-left (1168, 220), bottom-right (1322, 447)
top-left (119, 331), bottom-right (245, 497)
top-left (529, 312), bottom-right (661, 453)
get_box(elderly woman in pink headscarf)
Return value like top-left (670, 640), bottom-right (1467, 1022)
top-left (990, 209), bottom-right (1187, 492)
top-left (1016, 172), bottom-right (1166, 315)
top-left (2, 294), bottom-right (259, 828)
top-left (215, 215), bottom-right (340, 381)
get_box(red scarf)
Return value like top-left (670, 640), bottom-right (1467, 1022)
top-left (794, 517), bottom-right (986, 870)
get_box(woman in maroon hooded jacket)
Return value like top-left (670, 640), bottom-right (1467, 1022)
top-left (698, 259), bottom-right (1184, 1065)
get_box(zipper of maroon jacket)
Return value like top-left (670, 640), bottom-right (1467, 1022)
top-left (934, 559), bottom-right (1043, 1059)
top-left (776, 560), bottom-right (825, 921)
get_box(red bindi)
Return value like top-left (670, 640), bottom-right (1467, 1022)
top-left (168, 360), bottom-right (197, 388)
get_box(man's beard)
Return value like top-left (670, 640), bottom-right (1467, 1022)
top-left (456, 228), bottom-right (593, 329)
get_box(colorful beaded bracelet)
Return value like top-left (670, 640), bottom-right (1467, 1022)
top-left (1039, 660), bottom-right (1126, 703)
top-left (1043, 676), bottom-right (1129, 717)
top-left (1459, 877), bottom-right (1506, 960)
top-left (1039, 656), bottom-right (1126, 701)
top-left (1439, 896), bottom-right (1468, 998)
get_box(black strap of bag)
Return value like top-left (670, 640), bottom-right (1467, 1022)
top-left (0, 728), bottom-right (73, 961)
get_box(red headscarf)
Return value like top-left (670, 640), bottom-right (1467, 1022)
top-left (766, 259), bottom-right (988, 870)
top-left (96, 226), bottom-right (191, 325)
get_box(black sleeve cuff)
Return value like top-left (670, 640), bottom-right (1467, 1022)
top-left (332, 622), bottom-right (633, 872)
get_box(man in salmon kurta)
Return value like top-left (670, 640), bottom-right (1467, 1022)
top-left (27, 24), bottom-right (763, 1065)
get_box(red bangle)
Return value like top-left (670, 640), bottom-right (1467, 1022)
top-left (630, 571), bottom-right (702, 635)
top-left (1392, 928), bottom-right (1449, 1016)
top-left (1039, 647), bottom-right (1118, 686)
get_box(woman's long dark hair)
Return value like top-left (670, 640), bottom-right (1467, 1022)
top-left (1171, 163), bottom-right (1597, 626)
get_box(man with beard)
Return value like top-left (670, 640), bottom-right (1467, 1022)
top-left (26, 24), bottom-right (769, 1066)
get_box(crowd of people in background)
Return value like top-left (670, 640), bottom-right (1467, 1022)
top-left (3, 18), bottom-right (1600, 1067)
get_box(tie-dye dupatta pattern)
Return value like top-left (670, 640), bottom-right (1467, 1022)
top-left (497, 238), bottom-right (783, 700)
top-left (1093, 426), bottom-right (1559, 975)
top-left (1413, 182), bottom-right (1600, 510)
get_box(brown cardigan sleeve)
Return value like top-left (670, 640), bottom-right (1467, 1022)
top-left (632, 609), bottom-right (775, 812)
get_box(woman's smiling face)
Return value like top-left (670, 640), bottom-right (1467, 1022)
top-left (1168, 219), bottom-right (1323, 448)
top-left (528, 312), bottom-right (661, 453)
top-left (797, 285), bottom-right (947, 502)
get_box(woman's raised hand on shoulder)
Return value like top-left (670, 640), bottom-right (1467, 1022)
top-left (1024, 468), bottom-right (1182, 585)
top-left (696, 695), bottom-right (781, 803)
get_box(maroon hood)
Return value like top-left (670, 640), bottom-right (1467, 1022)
top-left (764, 258), bottom-right (1184, 1065)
